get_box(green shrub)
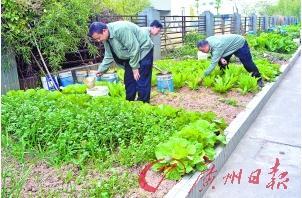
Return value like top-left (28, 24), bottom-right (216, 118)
top-left (2, 89), bottom-right (225, 169)
top-left (238, 74), bottom-right (259, 95)
top-left (246, 32), bottom-right (298, 54)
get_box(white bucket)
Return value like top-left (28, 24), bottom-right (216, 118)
top-left (83, 77), bottom-right (96, 89)
top-left (86, 86), bottom-right (109, 97)
top-left (76, 71), bottom-right (88, 83)
top-left (88, 70), bottom-right (98, 78)
top-left (197, 51), bottom-right (208, 60)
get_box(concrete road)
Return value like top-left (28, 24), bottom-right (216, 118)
top-left (203, 55), bottom-right (301, 198)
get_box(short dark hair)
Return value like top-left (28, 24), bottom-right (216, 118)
top-left (88, 22), bottom-right (108, 37)
top-left (197, 40), bottom-right (209, 48)
top-left (150, 20), bottom-right (163, 29)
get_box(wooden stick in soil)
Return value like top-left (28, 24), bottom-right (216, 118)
top-left (30, 50), bottom-right (47, 77)
top-left (31, 36), bottom-right (60, 90)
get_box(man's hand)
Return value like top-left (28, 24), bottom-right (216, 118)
top-left (133, 69), bottom-right (140, 81)
top-left (96, 71), bottom-right (104, 77)
top-left (220, 58), bottom-right (227, 65)
top-left (204, 70), bottom-right (210, 77)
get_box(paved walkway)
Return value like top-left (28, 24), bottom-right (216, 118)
top-left (203, 55), bottom-right (301, 198)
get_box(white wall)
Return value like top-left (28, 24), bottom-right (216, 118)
top-left (150, 0), bottom-right (171, 11)
top-left (164, 0), bottom-right (279, 16)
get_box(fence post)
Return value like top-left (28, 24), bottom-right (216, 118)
top-left (182, 16), bottom-right (186, 43)
top-left (139, 7), bottom-right (161, 60)
top-left (264, 16), bottom-right (269, 31)
top-left (249, 14), bottom-right (257, 33)
top-left (202, 11), bottom-right (214, 37)
top-left (272, 16), bottom-right (276, 27)
top-left (233, 13), bottom-right (241, 34)
top-left (198, 15), bottom-right (205, 34)
top-left (1, 43), bottom-right (20, 94)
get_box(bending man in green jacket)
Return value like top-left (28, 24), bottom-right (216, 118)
top-left (197, 34), bottom-right (264, 87)
top-left (88, 21), bottom-right (154, 102)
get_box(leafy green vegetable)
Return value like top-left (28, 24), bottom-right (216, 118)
top-left (203, 75), bottom-right (215, 88)
top-left (2, 89), bottom-right (226, 172)
top-left (154, 58), bottom-right (279, 94)
top-left (154, 119), bottom-right (226, 180)
top-left (213, 70), bottom-right (237, 93)
top-left (255, 59), bottom-right (281, 81)
top-left (246, 32), bottom-right (298, 54)
top-left (95, 81), bottom-right (125, 98)
top-left (219, 98), bottom-right (238, 107)
top-left (62, 84), bottom-right (87, 94)
top-left (238, 74), bottom-right (259, 95)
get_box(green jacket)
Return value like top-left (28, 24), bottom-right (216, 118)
top-left (204, 34), bottom-right (246, 76)
top-left (98, 21), bottom-right (154, 72)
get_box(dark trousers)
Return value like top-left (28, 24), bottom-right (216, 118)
top-left (124, 48), bottom-right (153, 103)
top-left (218, 41), bottom-right (261, 78)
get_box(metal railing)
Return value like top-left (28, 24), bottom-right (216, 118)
top-left (160, 16), bottom-right (206, 50)
top-left (257, 17), bottom-right (265, 31)
top-left (214, 15), bottom-right (235, 35)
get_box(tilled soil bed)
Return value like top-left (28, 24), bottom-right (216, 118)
top-left (151, 87), bottom-right (255, 124)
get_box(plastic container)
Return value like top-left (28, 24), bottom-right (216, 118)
top-left (86, 86), bottom-right (109, 97)
top-left (41, 75), bottom-right (59, 91)
top-left (88, 70), bottom-right (98, 78)
top-left (59, 72), bottom-right (74, 87)
top-left (83, 77), bottom-right (96, 89)
top-left (76, 71), bottom-right (88, 83)
top-left (97, 73), bottom-right (119, 83)
top-left (197, 51), bottom-right (209, 60)
top-left (156, 73), bottom-right (174, 93)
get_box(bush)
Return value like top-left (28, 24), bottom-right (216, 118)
top-left (246, 32), bottom-right (298, 54)
top-left (184, 32), bottom-right (205, 47)
top-left (283, 24), bottom-right (301, 39)
top-left (1, 0), bottom-right (150, 71)
top-left (163, 32), bottom-right (205, 59)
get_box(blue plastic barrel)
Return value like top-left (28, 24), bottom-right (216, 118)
top-left (156, 73), bottom-right (174, 93)
top-left (247, 31), bottom-right (256, 35)
top-left (97, 73), bottom-right (119, 83)
top-left (59, 72), bottom-right (74, 87)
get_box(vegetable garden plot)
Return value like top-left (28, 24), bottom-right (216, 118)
top-left (152, 59), bottom-right (280, 93)
top-left (149, 58), bottom-right (280, 123)
top-left (2, 26), bottom-right (299, 197)
top-left (1, 88), bottom-right (226, 197)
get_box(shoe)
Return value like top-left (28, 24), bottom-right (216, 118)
top-left (257, 78), bottom-right (264, 88)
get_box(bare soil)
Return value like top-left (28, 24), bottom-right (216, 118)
top-left (1, 151), bottom-right (177, 198)
top-left (126, 166), bottom-right (177, 198)
top-left (151, 87), bottom-right (255, 124)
